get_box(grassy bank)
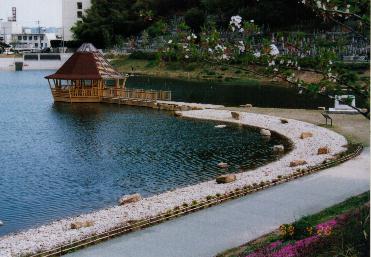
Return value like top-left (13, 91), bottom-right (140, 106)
top-left (218, 192), bottom-right (370, 257)
top-left (110, 56), bottom-right (276, 84)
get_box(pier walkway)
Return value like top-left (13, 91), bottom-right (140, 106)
top-left (66, 149), bottom-right (370, 257)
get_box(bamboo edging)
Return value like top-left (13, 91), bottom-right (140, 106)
top-left (30, 145), bottom-right (363, 257)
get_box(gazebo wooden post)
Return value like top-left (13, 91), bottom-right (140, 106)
top-left (67, 80), bottom-right (73, 103)
top-left (47, 79), bottom-right (52, 90)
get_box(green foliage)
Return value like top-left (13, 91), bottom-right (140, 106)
top-left (147, 20), bottom-right (168, 37)
top-left (129, 51), bottom-right (157, 60)
top-left (184, 63), bottom-right (198, 71)
top-left (185, 7), bottom-right (205, 32)
top-left (72, 0), bottom-right (328, 48)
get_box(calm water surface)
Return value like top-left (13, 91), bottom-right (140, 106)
top-left (0, 71), bottom-right (289, 236)
top-left (127, 76), bottom-right (333, 108)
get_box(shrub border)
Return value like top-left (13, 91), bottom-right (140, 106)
top-left (30, 145), bottom-right (363, 257)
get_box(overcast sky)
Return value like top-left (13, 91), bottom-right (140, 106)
top-left (0, 0), bottom-right (61, 27)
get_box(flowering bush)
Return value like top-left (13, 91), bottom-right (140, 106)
top-left (245, 218), bottom-right (339, 257)
top-left (162, 2), bottom-right (369, 118)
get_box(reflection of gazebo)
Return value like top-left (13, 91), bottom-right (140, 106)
top-left (45, 43), bottom-right (126, 103)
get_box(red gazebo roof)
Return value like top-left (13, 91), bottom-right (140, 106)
top-left (45, 43), bottom-right (122, 80)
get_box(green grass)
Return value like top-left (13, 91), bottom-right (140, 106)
top-left (109, 56), bottom-right (267, 84)
top-left (217, 191), bottom-right (370, 257)
top-left (308, 192), bottom-right (369, 223)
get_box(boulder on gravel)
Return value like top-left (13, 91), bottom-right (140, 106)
top-left (118, 193), bottom-right (142, 206)
top-left (290, 160), bottom-right (308, 167)
top-left (260, 129), bottom-right (271, 137)
top-left (216, 174), bottom-right (236, 184)
top-left (240, 104), bottom-right (253, 108)
top-left (174, 111), bottom-right (183, 117)
top-left (300, 132), bottom-right (313, 139)
top-left (280, 119), bottom-right (289, 124)
top-left (70, 220), bottom-right (94, 230)
top-left (318, 147), bottom-right (330, 155)
top-left (231, 112), bottom-right (240, 120)
top-left (273, 145), bottom-right (285, 153)
top-left (215, 125), bottom-right (227, 128)
top-left (217, 162), bottom-right (229, 168)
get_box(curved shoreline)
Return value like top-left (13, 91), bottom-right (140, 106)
top-left (0, 109), bottom-right (347, 257)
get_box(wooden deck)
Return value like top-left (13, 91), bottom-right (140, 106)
top-left (51, 88), bottom-right (171, 104)
top-left (51, 87), bottom-right (217, 111)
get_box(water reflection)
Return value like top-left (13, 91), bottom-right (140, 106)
top-left (127, 76), bottom-right (333, 108)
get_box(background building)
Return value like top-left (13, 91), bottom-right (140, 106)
top-left (0, 7), bottom-right (22, 44)
top-left (62, 0), bottom-right (91, 41)
top-left (0, 21), bottom-right (22, 44)
top-left (11, 32), bottom-right (57, 51)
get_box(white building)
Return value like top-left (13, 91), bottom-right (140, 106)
top-left (11, 32), bottom-right (57, 51)
top-left (62, 0), bottom-right (92, 41)
top-left (0, 21), bottom-right (22, 44)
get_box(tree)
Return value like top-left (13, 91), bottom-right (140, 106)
top-left (184, 7), bottom-right (205, 32)
top-left (162, 1), bottom-right (370, 118)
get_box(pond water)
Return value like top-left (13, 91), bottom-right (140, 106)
top-left (127, 76), bottom-right (333, 108)
top-left (0, 71), bottom-right (289, 236)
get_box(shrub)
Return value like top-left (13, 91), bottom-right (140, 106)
top-left (184, 63), bottom-right (198, 71)
top-left (206, 195), bottom-right (213, 200)
top-left (192, 200), bottom-right (198, 205)
top-left (129, 51), bottom-right (157, 60)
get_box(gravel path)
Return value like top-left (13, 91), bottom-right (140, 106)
top-left (0, 109), bottom-right (347, 257)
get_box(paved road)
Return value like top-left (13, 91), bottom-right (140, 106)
top-left (67, 149), bottom-right (370, 257)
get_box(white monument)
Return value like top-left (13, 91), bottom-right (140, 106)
top-left (329, 95), bottom-right (358, 114)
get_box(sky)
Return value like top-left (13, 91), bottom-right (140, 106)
top-left (0, 0), bottom-right (61, 27)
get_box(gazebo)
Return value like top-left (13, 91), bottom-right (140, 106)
top-left (45, 43), bottom-right (126, 103)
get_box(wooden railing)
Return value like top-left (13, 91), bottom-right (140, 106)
top-left (102, 88), bottom-right (171, 101)
top-left (71, 88), bottom-right (99, 97)
top-left (51, 88), bottom-right (172, 101)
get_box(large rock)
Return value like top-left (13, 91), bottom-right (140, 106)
top-left (216, 174), bottom-right (236, 184)
top-left (300, 132), bottom-right (313, 139)
top-left (231, 112), bottom-right (240, 120)
top-left (260, 129), bottom-right (271, 137)
top-left (174, 111), bottom-right (183, 117)
top-left (280, 119), bottom-right (289, 124)
top-left (70, 220), bottom-right (94, 230)
top-left (118, 193), bottom-right (142, 206)
top-left (318, 147), bottom-right (330, 155)
top-left (215, 124), bottom-right (227, 129)
top-left (290, 160), bottom-right (308, 167)
top-left (273, 145), bottom-right (285, 153)
top-left (217, 162), bottom-right (229, 168)
top-left (240, 104), bottom-right (253, 108)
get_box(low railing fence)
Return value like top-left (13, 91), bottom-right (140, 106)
top-left (30, 144), bottom-right (363, 257)
top-left (102, 88), bottom-right (171, 101)
top-left (51, 88), bottom-right (172, 101)
top-left (71, 88), bottom-right (99, 97)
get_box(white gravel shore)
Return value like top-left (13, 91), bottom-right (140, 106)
top-left (0, 109), bottom-right (347, 257)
